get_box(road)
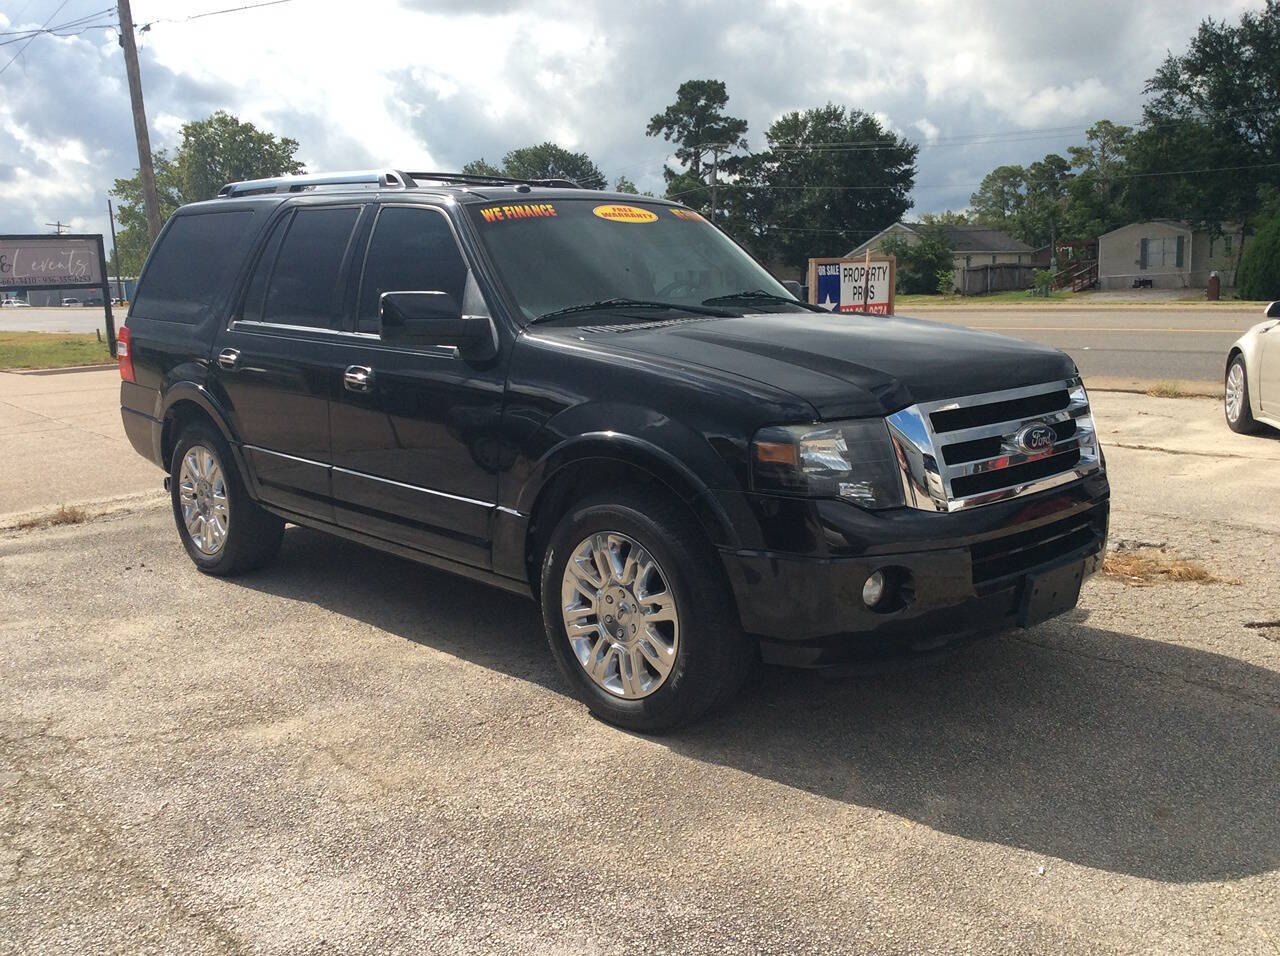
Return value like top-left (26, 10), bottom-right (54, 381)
top-left (908, 306), bottom-right (1260, 387)
top-left (0, 306), bottom-right (114, 334)
top-left (2, 373), bottom-right (1278, 953)
top-left (2, 304), bottom-right (1265, 388)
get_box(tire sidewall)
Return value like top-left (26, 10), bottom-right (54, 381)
top-left (170, 425), bottom-right (240, 574)
top-left (540, 495), bottom-right (726, 730)
top-left (1226, 356), bottom-right (1255, 432)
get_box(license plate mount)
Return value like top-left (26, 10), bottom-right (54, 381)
top-left (1019, 560), bottom-right (1085, 628)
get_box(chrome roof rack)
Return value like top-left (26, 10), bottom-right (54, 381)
top-left (406, 171), bottom-right (585, 189)
top-left (217, 169), bottom-right (413, 198)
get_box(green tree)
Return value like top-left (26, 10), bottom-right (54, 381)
top-left (880, 225), bottom-right (953, 294)
top-left (111, 111), bottom-right (303, 273)
top-left (647, 79), bottom-right (749, 212)
top-left (1129, 1), bottom-right (1280, 273)
top-left (461, 158), bottom-right (503, 177)
top-left (970, 165), bottom-right (1026, 227)
top-left (738, 105), bottom-right (916, 269)
top-left (1064, 120), bottom-right (1133, 238)
top-left (1237, 214), bottom-right (1280, 299)
top-left (613, 175), bottom-right (638, 194)
top-left (501, 143), bottom-right (605, 187)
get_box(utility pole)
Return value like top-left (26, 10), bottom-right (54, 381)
top-left (706, 143), bottom-right (731, 224)
top-left (107, 199), bottom-right (122, 301)
top-left (117, 0), bottom-right (162, 242)
top-left (44, 221), bottom-right (69, 235)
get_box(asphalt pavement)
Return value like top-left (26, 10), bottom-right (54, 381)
top-left (2, 372), bottom-right (1278, 953)
top-left (0, 306), bottom-right (115, 335)
top-left (907, 306), bottom-right (1260, 387)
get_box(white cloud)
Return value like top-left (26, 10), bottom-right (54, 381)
top-left (0, 0), bottom-right (1266, 237)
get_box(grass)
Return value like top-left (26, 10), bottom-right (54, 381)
top-left (0, 332), bottom-right (114, 370)
top-left (13, 504), bottom-right (89, 530)
top-left (1145, 381), bottom-right (1201, 399)
top-left (897, 289), bottom-right (1073, 306)
top-left (1102, 546), bottom-right (1240, 587)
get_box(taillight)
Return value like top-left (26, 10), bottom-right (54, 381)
top-left (118, 325), bottom-right (135, 383)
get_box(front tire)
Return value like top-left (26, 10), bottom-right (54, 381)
top-left (540, 487), bottom-right (752, 733)
top-left (170, 422), bottom-right (284, 576)
top-left (1225, 355), bottom-right (1260, 434)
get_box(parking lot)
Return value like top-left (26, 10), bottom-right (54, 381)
top-left (2, 376), bottom-right (1278, 953)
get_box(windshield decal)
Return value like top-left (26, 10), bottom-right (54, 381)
top-left (669, 208), bottom-right (708, 223)
top-left (592, 204), bottom-right (659, 224)
top-left (479, 203), bottom-right (558, 224)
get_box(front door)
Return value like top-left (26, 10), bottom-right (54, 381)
top-left (328, 204), bottom-right (507, 567)
top-left (1260, 325), bottom-right (1280, 413)
top-left (212, 202), bottom-right (367, 521)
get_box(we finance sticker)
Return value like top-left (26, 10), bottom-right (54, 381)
top-left (592, 204), bottom-right (659, 224)
top-left (479, 203), bottom-right (557, 224)
top-left (669, 208), bottom-right (708, 223)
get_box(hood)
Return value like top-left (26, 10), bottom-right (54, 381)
top-left (562, 311), bottom-right (1078, 419)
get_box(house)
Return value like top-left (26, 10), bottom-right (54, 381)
top-left (1097, 220), bottom-right (1245, 290)
top-left (846, 222), bottom-right (1035, 293)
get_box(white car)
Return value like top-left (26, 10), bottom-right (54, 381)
top-left (60, 297), bottom-right (81, 307)
top-left (0, 297), bottom-right (30, 307)
top-left (1225, 301), bottom-right (1280, 434)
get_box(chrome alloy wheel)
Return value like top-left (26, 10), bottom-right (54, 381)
top-left (560, 532), bottom-right (680, 699)
top-left (178, 445), bottom-right (230, 555)
top-left (1226, 361), bottom-right (1246, 423)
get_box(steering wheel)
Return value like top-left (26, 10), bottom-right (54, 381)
top-left (656, 279), bottom-right (698, 300)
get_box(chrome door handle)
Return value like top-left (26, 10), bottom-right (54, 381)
top-left (216, 348), bottom-right (240, 370)
top-left (344, 365), bottom-right (374, 392)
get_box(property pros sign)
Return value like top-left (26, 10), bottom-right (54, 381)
top-left (0, 236), bottom-right (104, 290)
top-left (807, 255), bottom-right (896, 315)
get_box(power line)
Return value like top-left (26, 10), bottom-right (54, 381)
top-left (0, 0), bottom-right (71, 78)
top-left (0, 7), bottom-right (115, 37)
top-left (667, 160), bottom-right (1280, 201)
top-left (138, 0), bottom-right (293, 30)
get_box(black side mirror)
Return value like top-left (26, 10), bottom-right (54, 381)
top-left (1266, 301), bottom-right (1280, 318)
top-left (781, 279), bottom-right (803, 300)
top-left (380, 291), bottom-right (497, 360)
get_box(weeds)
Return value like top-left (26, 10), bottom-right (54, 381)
top-left (12, 504), bottom-right (88, 530)
top-left (1102, 546), bottom-right (1240, 587)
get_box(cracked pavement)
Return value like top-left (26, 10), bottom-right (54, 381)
top-left (1, 388), bottom-right (1278, 954)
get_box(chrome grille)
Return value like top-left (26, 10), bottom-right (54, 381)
top-left (886, 378), bottom-right (1101, 512)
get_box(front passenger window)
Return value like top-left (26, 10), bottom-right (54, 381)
top-left (357, 207), bottom-right (468, 333)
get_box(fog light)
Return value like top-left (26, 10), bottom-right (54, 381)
top-left (862, 570), bottom-right (886, 608)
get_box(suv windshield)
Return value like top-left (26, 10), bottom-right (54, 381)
top-left (467, 198), bottom-right (803, 323)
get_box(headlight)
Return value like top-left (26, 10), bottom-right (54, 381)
top-left (751, 419), bottom-right (905, 509)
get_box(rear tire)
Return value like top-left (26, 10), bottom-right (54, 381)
top-left (170, 422), bottom-right (284, 576)
top-left (540, 487), bottom-right (752, 733)
top-left (1225, 355), bottom-right (1260, 434)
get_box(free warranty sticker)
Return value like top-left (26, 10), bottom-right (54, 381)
top-left (592, 204), bottom-right (658, 224)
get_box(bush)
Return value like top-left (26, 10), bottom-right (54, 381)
top-left (1237, 216), bottom-right (1280, 300)
top-left (881, 228), bottom-right (954, 295)
top-left (1032, 268), bottom-right (1054, 296)
top-left (935, 269), bottom-right (955, 294)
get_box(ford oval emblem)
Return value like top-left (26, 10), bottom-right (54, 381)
top-left (1015, 422), bottom-right (1057, 454)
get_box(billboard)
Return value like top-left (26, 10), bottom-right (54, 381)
top-left (807, 255), bottom-right (896, 315)
top-left (0, 233), bottom-right (116, 354)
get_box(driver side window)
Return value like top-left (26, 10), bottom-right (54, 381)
top-left (356, 206), bottom-right (468, 333)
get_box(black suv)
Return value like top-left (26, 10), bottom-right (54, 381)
top-left (119, 170), bottom-right (1109, 731)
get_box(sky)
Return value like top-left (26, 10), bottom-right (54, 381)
top-left (0, 0), bottom-right (1264, 248)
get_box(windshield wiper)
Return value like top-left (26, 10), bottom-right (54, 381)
top-left (530, 297), bottom-right (734, 324)
top-left (701, 289), bottom-right (826, 312)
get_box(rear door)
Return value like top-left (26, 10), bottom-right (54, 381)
top-left (211, 201), bottom-right (368, 521)
top-left (328, 203), bottom-right (506, 567)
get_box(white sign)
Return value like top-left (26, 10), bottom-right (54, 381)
top-left (0, 238), bottom-right (102, 289)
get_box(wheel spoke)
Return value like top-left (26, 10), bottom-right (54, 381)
top-left (587, 638), bottom-right (616, 682)
top-left (621, 647), bottom-right (647, 697)
top-left (591, 534), bottom-right (616, 585)
top-left (639, 590), bottom-right (676, 624)
top-left (636, 635), bottom-right (673, 680)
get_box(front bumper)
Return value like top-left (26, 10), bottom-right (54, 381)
top-left (719, 474), bottom-right (1109, 667)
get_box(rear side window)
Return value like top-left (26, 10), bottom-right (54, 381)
top-left (130, 210), bottom-right (256, 324)
top-left (356, 206), bottom-right (468, 332)
top-left (259, 206), bottom-right (361, 329)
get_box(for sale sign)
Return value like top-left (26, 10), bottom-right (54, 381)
top-left (807, 255), bottom-right (895, 315)
top-left (0, 236), bottom-right (104, 290)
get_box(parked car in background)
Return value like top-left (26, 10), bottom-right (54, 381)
top-left (61, 297), bottom-right (81, 307)
top-left (1, 297), bottom-right (31, 307)
top-left (1224, 301), bottom-right (1280, 434)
